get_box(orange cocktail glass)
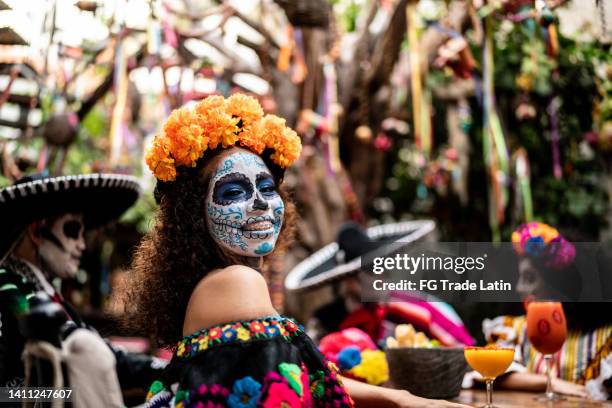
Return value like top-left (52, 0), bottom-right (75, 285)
top-left (526, 301), bottom-right (567, 401)
top-left (464, 347), bottom-right (514, 408)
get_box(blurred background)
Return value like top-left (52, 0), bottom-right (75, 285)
top-left (0, 0), bottom-right (610, 358)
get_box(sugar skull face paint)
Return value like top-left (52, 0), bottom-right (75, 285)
top-left (38, 213), bottom-right (86, 279)
top-left (206, 149), bottom-right (285, 257)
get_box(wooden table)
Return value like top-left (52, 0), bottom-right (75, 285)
top-left (456, 390), bottom-right (612, 407)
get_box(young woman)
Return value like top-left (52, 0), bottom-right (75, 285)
top-left (124, 94), bottom-right (469, 407)
top-left (479, 222), bottom-right (611, 400)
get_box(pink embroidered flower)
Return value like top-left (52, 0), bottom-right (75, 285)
top-left (209, 384), bottom-right (229, 398)
top-left (300, 363), bottom-right (312, 406)
top-left (261, 382), bottom-right (301, 408)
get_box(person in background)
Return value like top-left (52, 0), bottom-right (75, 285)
top-left (0, 173), bottom-right (166, 394)
top-left (470, 222), bottom-right (611, 400)
top-left (286, 221), bottom-right (474, 348)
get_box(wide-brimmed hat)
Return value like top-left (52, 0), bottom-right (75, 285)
top-left (285, 220), bottom-right (436, 291)
top-left (0, 173), bottom-right (140, 258)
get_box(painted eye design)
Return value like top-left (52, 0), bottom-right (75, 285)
top-left (259, 183), bottom-right (276, 195)
top-left (223, 188), bottom-right (244, 199)
top-left (256, 173), bottom-right (276, 196)
top-left (63, 220), bottom-right (84, 239)
top-left (212, 173), bottom-right (254, 205)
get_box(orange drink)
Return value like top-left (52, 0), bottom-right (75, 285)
top-left (464, 347), bottom-right (514, 379)
top-left (464, 346), bottom-right (514, 408)
top-left (526, 301), bottom-right (567, 401)
top-left (526, 301), bottom-right (567, 355)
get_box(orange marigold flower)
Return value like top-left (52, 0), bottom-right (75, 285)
top-left (163, 108), bottom-right (192, 138)
top-left (146, 137), bottom-right (177, 181)
top-left (238, 122), bottom-right (266, 154)
top-left (194, 95), bottom-right (225, 116)
top-left (225, 93), bottom-right (264, 127)
top-left (199, 108), bottom-right (239, 149)
top-left (170, 124), bottom-right (209, 167)
top-left (162, 108), bottom-right (209, 167)
top-left (145, 94), bottom-right (302, 181)
top-left (272, 128), bottom-right (302, 168)
top-left (259, 114), bottom-right (286, 149)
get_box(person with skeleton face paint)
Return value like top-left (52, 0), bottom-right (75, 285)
top-left (126, 94), bottom-right (470, 408)
top-left (0, 173), bottom-right (168, 396)
top-left (206, 150), bottom-right (285, 257)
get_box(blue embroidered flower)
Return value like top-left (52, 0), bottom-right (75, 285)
top-left (337, 346), bottom-right (362, 371)
top-left (227, 376), bottom-right (261, 408)
top-left (221, 327), bottom-right (238, 343)
top-left (265, 325), bottom-right (280, 337)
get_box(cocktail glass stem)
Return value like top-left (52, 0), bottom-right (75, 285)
top-left (485, 378), bottom-right (494, 408)
top-left (545, 354), bottom-right (554, 400)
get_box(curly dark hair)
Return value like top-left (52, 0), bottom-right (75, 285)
top-left (122, 147), bottom-right (296, 348)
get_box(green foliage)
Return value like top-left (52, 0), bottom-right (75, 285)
top-left (119, 194), bottom-right (157, 234)
top-left (64, 106), bottom-right (109, 175)
top-left (0, 174), bottom-right (10, 188)
top-left (382, 19), bottom-right (611, 240)
top-left (332, 0), bottom-right (362, 32)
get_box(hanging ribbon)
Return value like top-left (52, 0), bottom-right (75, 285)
top-left (277, 25), bottom-right (294, 72)
top-left (538, 3), bottom-right (562, 180)
top-left (548, 95), bottom-right (562, 180)
top-left (406, 1), bottom-right (432, 158)
top-left (108, 35), bottom-right (129, 167)
top-left (323, 61), bottom-right (342, 174)
top-left (483, 13), bottom-right (510, 241)
top-left (147, 17), bottom-right (162, 56)
top-left (291, 28), bottom-right (308, 84)
top-left (514, 148), bottom-right (534, 222)
top-left (161, 10), bottom-right (178, 49)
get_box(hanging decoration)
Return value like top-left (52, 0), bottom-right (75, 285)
top-left (536, 0), bottom-right (563, 180)
top-left (513, 147), bottom-right (534, 223)
top-left (108, 33), bottom-right (129, 168)
top-left (406, 0), bottom-right (432, 158)
top-left (277, 25), bottom-right (294, 72)
top-left (322, 60), bottom-right (342, 174)
top-left (482, 10), bottom-right (510, 241)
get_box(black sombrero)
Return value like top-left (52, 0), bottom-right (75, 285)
top-left (0, 173), bottom-right (140, 258)
top-left (285, 220), bottom-right (436, 291)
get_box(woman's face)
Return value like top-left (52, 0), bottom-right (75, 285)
top-left (516, 257), bottom-right (546, 300)
top-left (205, 148), bottom-right (285, 257)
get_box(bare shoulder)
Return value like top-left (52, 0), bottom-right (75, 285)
top-left (183, 265), bottom-right (277, 335)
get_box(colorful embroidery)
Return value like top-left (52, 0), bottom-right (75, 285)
top-left (308, 371), bottom-right (325, 400)
top-left (278, 363), bottom-right (303, 396)
top-left (227, 376), bottom-right (261, 408)
top-left (176, 317), bottom-right (304, 358)
top-left (260, 372), bottom-right (301, 408)
top-left (146, 380), bottom-right (165, 401)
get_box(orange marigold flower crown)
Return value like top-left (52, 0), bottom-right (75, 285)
top-left (146, 93), bottom-right (302, 182)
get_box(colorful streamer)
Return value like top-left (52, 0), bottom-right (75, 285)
top-left (406, 1), bottom-right (432, 157)
top-left (548, 95), bottom-right (562, 180)
top-left (483, 14), bottom-right (510, 241)
top-left (514, 148), bottom-right (534, 222)
top-left (323, 61), bottom-right (342, 174)
top-left (109, 37), bottom-right (129, 167)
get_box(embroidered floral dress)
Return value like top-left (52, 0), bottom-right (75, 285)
top-left (483, 315), bottom-right (612, 400)
top-left (145, 316), bottom-right (354, 408)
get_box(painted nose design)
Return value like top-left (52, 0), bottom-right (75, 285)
top-left (253, 194), bottom-right (269, 210)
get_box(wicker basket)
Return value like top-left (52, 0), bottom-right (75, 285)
top-left (385, 347), bottom-right (468, 399)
